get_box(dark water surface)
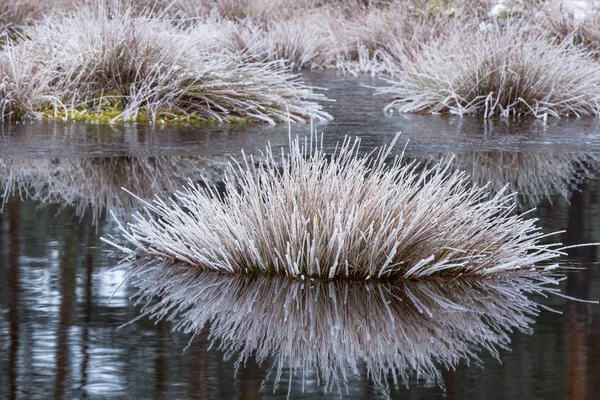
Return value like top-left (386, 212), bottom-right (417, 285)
top-left (3, 72), bottom-right (600, 160)
top-left (1, 72), bottom-right (600, 399)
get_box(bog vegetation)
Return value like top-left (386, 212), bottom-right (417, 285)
top-left (1, 0), bottom-right (600, 122)
top-left (102, 134), bottom-right (571, 280)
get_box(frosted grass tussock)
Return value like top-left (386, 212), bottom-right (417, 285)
top-left (0, 3), bottom-right (331, 124)
top-left (378, 23), bottom-right (600, 118)
top-left (542, 6), bottom-right (600, 56)
top-left (103, 133), bottom-right (571, 280)
top-left (0, 0), bottom-right (71, 33)
top-left (224, 15), bottom-right (339, 71)
top-left (127, 260), bottom-right (569, 393)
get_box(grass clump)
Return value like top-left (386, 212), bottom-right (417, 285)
top-left (377, 23), bottom-right (600, 118)
top-left (0, 3), bottom-right (331, 124)
top-left (103, 133), bottom-right (570, 280)
top-left (542, 6), bottom-right (600, 56)
top-left (0, 0), bottom-right (72, 36)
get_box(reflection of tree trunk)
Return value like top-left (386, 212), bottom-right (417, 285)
top-left (80, 229), bottom-right (94, 397)
top-left (154, 321), bottom-right (167, 399)
top-left (8, 198), bottom-right (21, 400)
top-left (237, 354), bottom-right (262, 400)
top-left (55, 220), bottom-right (77, 399)
top-left (566, 324), bottom-right (587, 400)
top-left (445, 368), bottom-right (460, 400)
top-left (565, 182), bottom-right (594, 400)
top-left (189, 324), bottom-right (211, 400)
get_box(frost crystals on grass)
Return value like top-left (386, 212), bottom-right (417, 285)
top-left (103, 132), bottom-right (571, 280)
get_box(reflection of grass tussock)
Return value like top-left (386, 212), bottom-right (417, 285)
top-left (104, 134), bottom-right (566, 280)
top-left (129, 260), bottom-right (563, 393)
top-left (0, 155), bottom-right (211, 224)
top-left (0, 3), bottom-right (331, 124)
top-left (378, 23), bottom-right (600, 118)
top-left (425, 151), bottom-right (599, 206)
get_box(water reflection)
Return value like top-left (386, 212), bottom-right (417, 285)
top-left (3, 149), bottom-right (598, 227)
top-left (127, 260), bottom-right (564, 395)
top-left (421, 152), bottom-right (599, 206)
top-left (0, 182), bottom-right (599, 398)
top-left (7, 198), bottom-right (19, 400)
top-left (2, 73), bottom-right (600, 160)
top-left (565, 180), bottom-right (596, 400)
top-left (0, 156), bottom-right (221, 224)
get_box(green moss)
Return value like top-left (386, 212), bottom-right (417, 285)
top-left (418, 1), bottom-right (457, 18)
top-left (40, 105), bottom-right (127, 124)
top-left (35, 98), bottom-right (249, 126)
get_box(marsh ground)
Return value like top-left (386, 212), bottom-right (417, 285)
top-left (0, 71), bottom-right (599, 398)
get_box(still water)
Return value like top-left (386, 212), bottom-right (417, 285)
top-left (0, 72), bottom-right (599, 399)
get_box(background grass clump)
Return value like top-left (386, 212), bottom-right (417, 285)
top-left (0, 2), bottom-right (331, 124)
top-left (377, 22), bottom-right (600, 118)
top-left (2, 1), bottom-right (600, 121)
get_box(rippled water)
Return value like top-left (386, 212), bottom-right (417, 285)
top-left (1, 72), bottom-right (599, 399)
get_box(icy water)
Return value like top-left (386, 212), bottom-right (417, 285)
top-left (1, 72), bottom-right (600, 399)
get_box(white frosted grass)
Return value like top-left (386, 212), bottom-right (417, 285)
top-left (0, 0), bottom-right (71, 32)
top-left (4, 2), bottom-right (600, 83)
top-left (0, 2), bottom-right (331, 124)
top-left (223, 15), bottom-right (339, 71)
top-left (126, 261), bottom-right (567, 393)
top-left (378, 23), bottom-right (600, 118)
top-left (542, 5), bottom-right (600, 56)
top-left (103, 133), bottom-right (570, 279)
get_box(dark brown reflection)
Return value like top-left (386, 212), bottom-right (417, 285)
top-left (8, 197), bottom-right (20, 400)
top-left (127, 260), bottom-right (567, 396)
top-left (422, 152), bottom-right (598, 207)
top-left (154, 321), bottom-right (168, 399)
top-left (188, 327), bottom-right (213, 400)
top-left (565, 181), bottom-right (596, 400)
top-left (237, 356), bottom-right (263, 400)
top-left (80, 228), bottom-right (95, 397)
top-left (55, 219), bottom-right (77, 399)
top-left (444, 369), bottom-right (460, 400)
top-left (0, 156), bottom-right (223, 225)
